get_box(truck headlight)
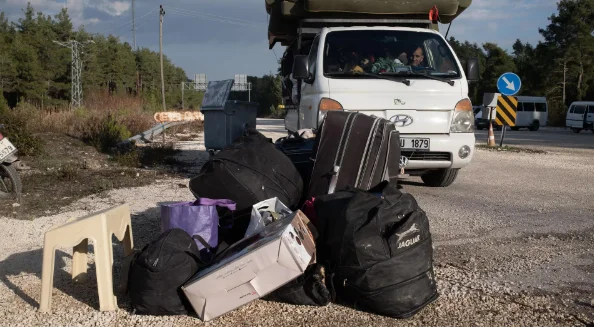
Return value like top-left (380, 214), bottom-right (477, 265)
top-left (317, 98), bottom-right (343, 125)
top-left (450, 99), bottom-right (475, 133)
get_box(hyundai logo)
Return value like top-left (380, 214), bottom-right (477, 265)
top-left (389, 114), bottom-right (414, 127)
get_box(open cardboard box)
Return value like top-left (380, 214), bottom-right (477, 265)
top-left (182, 210), bottom-right (316, 322)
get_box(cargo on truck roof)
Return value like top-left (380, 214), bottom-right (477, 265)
top-left (265, 0), bottom-right (473, 49)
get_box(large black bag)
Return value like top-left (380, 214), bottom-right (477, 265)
top-left (263, 263), bottom-right (331, 307)
top-left (314, 181), bottom-right (438, 319)
top-left (127, 228), bottom-right (211, 316)
top-left (307, 111), bottom-right (401, 199)
top-left (189, 129), bottom-right (304, 245)
top-left (274, 133), bottom-right (316, 204)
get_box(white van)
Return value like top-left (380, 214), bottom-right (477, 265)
top-left (509, 96), bottom-right (548, 131)
top-left (566, 101), bottom-right (594, 133)
top-left (285, 25), bottom-right (480, 187)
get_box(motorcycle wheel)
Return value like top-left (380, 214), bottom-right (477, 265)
top-left (0, 164), bottom-right (22, 200)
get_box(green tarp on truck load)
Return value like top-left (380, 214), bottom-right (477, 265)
top-left (266, 0), bottom-right (472, 47)
top-left (267, 0), bottom-right (471, 18)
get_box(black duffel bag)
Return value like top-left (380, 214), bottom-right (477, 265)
top-left (314, 181), bottom-right (438, 319)
top-left (189, 129), bottom-right (304, 245)
top-left (127, 228), bottom-right (213, 316)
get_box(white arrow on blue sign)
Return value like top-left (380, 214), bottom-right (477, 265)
top-left (497, 72), bottom-right (521, 96)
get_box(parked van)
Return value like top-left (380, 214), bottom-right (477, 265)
top-left (566, 101), bottom-right (594, 133)
top-left (508, 96), bottom-right (548, 131)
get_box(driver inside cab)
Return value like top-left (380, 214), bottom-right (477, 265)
top-left (410, 46), bottom-right (425, 67)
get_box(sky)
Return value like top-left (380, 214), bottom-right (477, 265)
top-left (1, 0), bottom-right (561, 81)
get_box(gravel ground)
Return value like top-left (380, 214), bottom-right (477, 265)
top-left (0, 121), bottom-right (592, 326)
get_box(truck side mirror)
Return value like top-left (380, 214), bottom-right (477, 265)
top-left (465, 57), bottom-right (480, 82)
top-left (292, 55), bottom-right (309, 80)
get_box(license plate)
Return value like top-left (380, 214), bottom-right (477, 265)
top-left (400, 138), bottom-right (430, 150)
top-left (0, 138), bottom-right (17, 161)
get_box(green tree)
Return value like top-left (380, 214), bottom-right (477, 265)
top-left (478, 43), bottom-right (516, 97)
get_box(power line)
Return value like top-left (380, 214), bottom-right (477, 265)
top-left (163, 6), bottom-right (264, 25)
top-left (164, 7), bottom-right (264, 27)
top-left (99, 6), bottom-right (158, 35)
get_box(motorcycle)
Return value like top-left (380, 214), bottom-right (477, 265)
top-left (0, 124), bottom-right (23, 201)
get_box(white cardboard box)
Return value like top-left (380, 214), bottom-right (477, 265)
top-left (182, 210), bottom-right (316, 322)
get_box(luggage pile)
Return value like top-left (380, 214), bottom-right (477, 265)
top-left (126, 111), bottom-right (439, 322)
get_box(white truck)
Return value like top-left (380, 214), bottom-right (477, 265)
top-left (267, 0), bottom-right (479, 187)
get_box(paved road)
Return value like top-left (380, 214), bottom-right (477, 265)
top-left (257, 118), bottom-right (594, 324)
top-left (260, 118), bottom-right (594, 151)
top-left (475, 127), bottom-right (594, 150)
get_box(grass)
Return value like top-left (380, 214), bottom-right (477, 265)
top-left (476, 144), bottom-right (548, 154)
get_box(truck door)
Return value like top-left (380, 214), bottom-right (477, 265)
top-left (299, 35), bottom-right (321, 130)
top-left (567, 105), bottom-right (585, 129)
top-left (587, 105), bottom-right (594, 130)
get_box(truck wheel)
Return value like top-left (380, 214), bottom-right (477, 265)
top-left (421, 169), bottom-right (459, 187)
top-left (528, 120), bottom-right (540, 131)
top-left (511, 127), bottom-right (520, 131)
top-left (572, 128), bottom-right (582, 133)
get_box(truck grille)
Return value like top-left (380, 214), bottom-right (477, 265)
top-left (401, 151), bottom-right (451, 161)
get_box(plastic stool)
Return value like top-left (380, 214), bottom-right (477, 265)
top-left (39, 204), bottom-right (134, 313)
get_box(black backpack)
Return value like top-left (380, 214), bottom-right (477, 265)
top-left (127, 228), bottom-right (213, 315)
top-left (314, 181), bottom-right (438, 319)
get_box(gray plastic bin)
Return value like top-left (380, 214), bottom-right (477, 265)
top-left (201, 100), bottom-right (258, 150)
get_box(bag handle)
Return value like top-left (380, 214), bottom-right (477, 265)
top-left (194, 198), bottom-right (237, 211)
top-left (192, 235), bottom-right (214, 252)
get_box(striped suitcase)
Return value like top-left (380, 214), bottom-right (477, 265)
top-left (307, 111), bottom-right (401, 198)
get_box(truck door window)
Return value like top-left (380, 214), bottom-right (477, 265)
top-left (574, 105), bottom-right (586, 114)
top-left (308, 36), bottom-right (320, 77)
top-left (588, 105), bottom-right (594, 114)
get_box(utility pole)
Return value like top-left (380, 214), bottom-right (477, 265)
top-left (54, 40), bottom-right (94, 109)
top-left (562, 60), bottom-right (567, 105)
top-left (181, 81), bottom-right (185, 109)
top-left (132, 0), bottom-right (136, 50)
top-left (159, 5), bottom-right (166, 111)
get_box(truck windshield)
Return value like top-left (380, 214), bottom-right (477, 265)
top-left (323, 30), bottom-right (461, 79)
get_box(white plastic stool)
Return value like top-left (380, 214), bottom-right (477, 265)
top-left (39, 204), bottom-right (134, 313)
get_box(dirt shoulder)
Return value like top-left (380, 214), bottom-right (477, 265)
top-left (0, 132), bottom-right (198, 220)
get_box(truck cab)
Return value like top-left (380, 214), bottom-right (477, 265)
top-left (280, 22), bottom-right (479, 187)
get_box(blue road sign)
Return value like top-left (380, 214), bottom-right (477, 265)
top-left (497, 72), bottom-right (521, 96)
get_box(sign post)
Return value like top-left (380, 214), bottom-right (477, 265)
top-left (495, 72), bottom-right (522, 146)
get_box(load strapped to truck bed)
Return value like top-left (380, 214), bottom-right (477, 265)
top-left (265, 0), bottom-right (472, 49)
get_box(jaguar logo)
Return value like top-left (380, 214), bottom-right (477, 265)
top-left (389, 114), bottom-right (414, 127)
top-left (394, 99), bottom-right (406, 105)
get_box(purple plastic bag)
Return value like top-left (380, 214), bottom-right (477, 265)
top-left (160, 198), bottom-right (236, 251)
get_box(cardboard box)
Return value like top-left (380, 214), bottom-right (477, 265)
top-left (182, 210), bottom-right (316, 322)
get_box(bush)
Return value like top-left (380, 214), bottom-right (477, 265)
top-left (0, 100), bottom-right (44, 156)
top-left (81, 114), bottom-right (132, 153)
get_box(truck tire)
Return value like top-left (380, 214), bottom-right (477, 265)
top-left (421, 169), bottom-right (459, 187)
top-left (528, 120), bottom-right (540, 131)
top-left (572, 128), bottom-right (582, 133)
